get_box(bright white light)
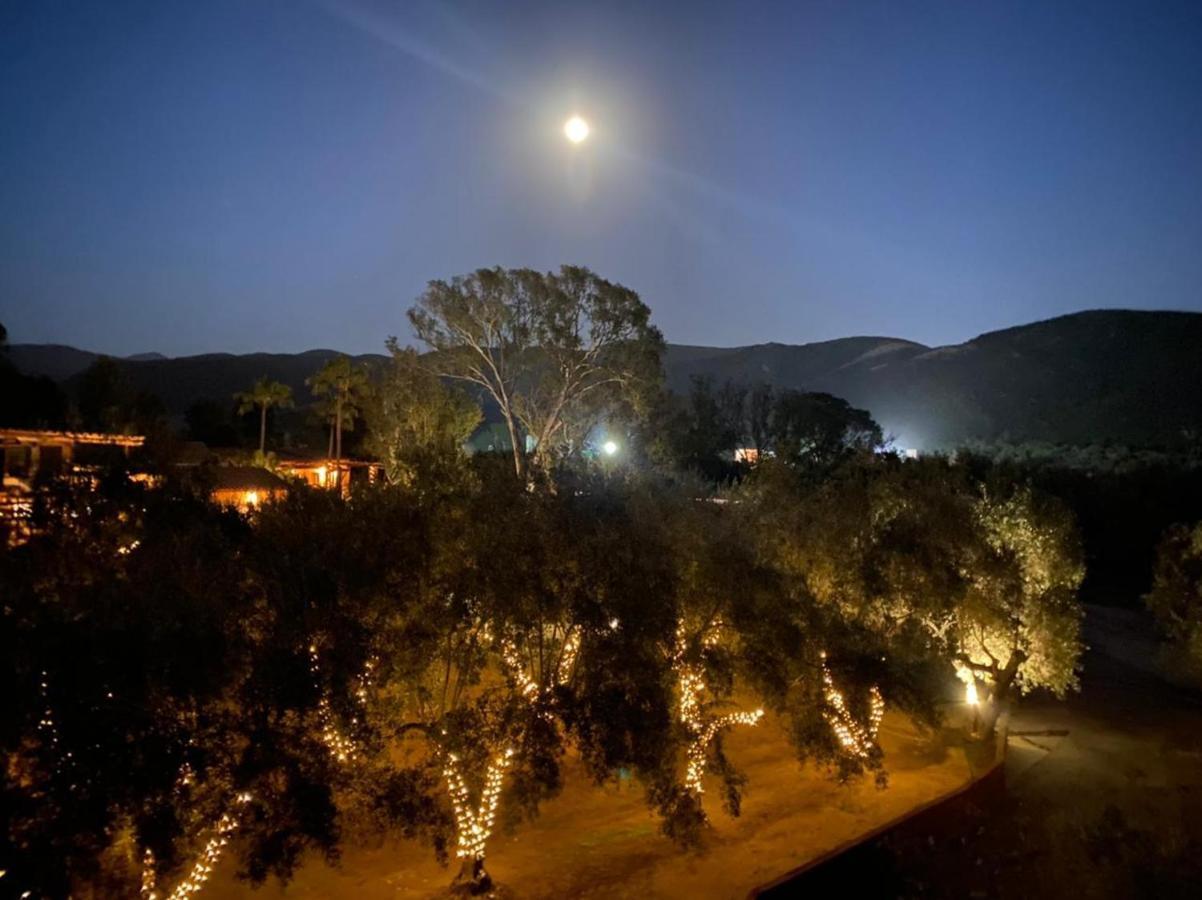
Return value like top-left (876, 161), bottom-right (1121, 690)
top-left (564, 115), bottom-right (590, 144)
top-left (602, 440), bottom-right (618, 456)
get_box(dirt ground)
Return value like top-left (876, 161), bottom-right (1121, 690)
top-left (207, 710), bottom-right (979, 900)
top-left (780, 605), bottom-right (1202, 899)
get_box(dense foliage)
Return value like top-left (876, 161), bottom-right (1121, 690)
top-left (1144, 520), bottom-right (1202, 674)
top-left (409, 265), bottom-right (665, 480)
top-left (1, 447), bottom-right (1087, 896)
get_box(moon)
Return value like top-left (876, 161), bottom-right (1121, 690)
top-left (564, 115), bottom-right (590, 144)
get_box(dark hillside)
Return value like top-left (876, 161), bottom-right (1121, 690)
top-left (10, 309), bottom-right (1202, 449)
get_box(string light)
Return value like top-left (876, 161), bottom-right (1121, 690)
top-left (164, 793), bottom-right (252, 900)
top-left (672, 621), bottom-right (763, 796)
top-left (820, 653), bottom-right (884, 760)
top-left (36, 671), bottom-right (59, 761)
top-left (499, 638), bottom-right (540, 701)
top-left (497, 630), bottom-right (578, 717)
top-left (308, 643), bottom-right (359, 762)
top-left (443, 748), bottom-right (514, 862)
top-left (141, 847), bottom-right (158, 900)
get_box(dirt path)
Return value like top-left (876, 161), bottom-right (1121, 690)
top-left (778, 605), bottom-right (1202, 898)
top-left (207, 710), bottom-right (974, 899)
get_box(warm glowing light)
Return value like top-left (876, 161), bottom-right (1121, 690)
top-left (141, 848), bottom-right (158, 899)
top-left (309, 643), bottom-right (366, 763)
top-left (444, 748), bottom-right (514, 862)
top-left (564, 115), bottom-right (590, 143)
top-left (243, 491), bottom-right (259, 507)
top-left (499, 630), bottom-right (578, 718)
top-left (956, 666), bottom-right (980, 706)
top-left (820, 654), bottom-right (884, 760)
top-left (602, 440), bottom-right (618, 456)
top-left (316, 465), bottom-right (327, 486)
top-left (164, 793), bottom-right (252, 900)
top-left (673, 620), bottom-right (763, 797)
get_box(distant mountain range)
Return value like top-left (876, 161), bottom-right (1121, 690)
top-left (7, 309), bottom-right (1202, 450)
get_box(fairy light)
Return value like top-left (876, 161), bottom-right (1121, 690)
top-left (443, 748), bottom-right (514, 862)
top-left (165, 793), bottom-right (252, 900)
top-left (672, 621), bottom-right (763, 796)
top-left (36, 671), bottom-right (59, 761)
top-left (141, 847), bottom-right (158, 899)
top-left (497, 630), bottom-right (578, 716)
top-left (499, 638), bottom-right (540, 701)
top-left (308, 643), bottom-right (360, 763)
top-left (820, 653), bottom-right (884, 760)
top-left (557, 632), bottom-right (580, 681)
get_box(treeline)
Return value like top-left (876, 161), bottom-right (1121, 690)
top-left (2, 452), bottom-right (1085, 896)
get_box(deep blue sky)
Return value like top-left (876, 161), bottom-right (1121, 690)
top-left (2, 0), bottom-right (1201, 356)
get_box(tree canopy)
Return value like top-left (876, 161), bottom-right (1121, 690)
top-left (366, 341), bottom-right (481, 490)
top-left (409, 266), bottom-right (664, 481)
top-left (1145, 520), bottom-right (1202, 675)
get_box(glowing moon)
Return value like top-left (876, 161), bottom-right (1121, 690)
top-left (564, 115), bottom-right (590, 144)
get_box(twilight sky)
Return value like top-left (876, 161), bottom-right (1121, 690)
top-left (2, 0), bottom-right (1201, 357)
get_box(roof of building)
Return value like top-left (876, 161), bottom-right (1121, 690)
top-left (208, 466), bottom-right (290, 492)
top-left (0, 428), bottom-right (145, 447)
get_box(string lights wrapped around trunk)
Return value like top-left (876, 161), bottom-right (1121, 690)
top-left (443, 748), bottom-right (514, 862)
top-left (673, 621), bottom-right (763, 796)
top-left (308, 642), bottom-right (374, 763)
top-left (158, 792), bottom-right (253, 900)
top-left (820, 653), bottom-right (884, 760)
top-left (498, 629), bottom-right (579, 718)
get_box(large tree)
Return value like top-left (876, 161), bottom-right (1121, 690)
top-left (408, 266), bottom-right (664, 481)
top-left (739, 458), bottom-right (1084, 741)
top-left (1144, 520), bottom-right (1202, 675)
top-left (234, 376), bottom-right (294, 455)
top-left (0, 479), bottom-right (340, 897)
top-left (769, 389), bottom-right (883, 469)
top-left (366, 341), bottom-right (481, 489)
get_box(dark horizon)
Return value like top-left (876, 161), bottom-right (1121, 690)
top-left (3, 0), bottom-right (1202, 357)
top-left (7, 304), bottom-right (1202, 362)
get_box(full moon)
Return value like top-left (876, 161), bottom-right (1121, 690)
top-left (564, 115), bottom-right (590, 144)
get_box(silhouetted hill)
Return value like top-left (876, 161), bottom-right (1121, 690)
top-left (664, 310), bottom-right (1202, 449)
top-left (7, 344), bottom-right (106, 382)
top-left (9, 310), bottom-right (1202, 449)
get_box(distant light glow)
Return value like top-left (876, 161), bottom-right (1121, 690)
top-left (602, 440), bottom-right (618, 456)
top-left (957, 666), bottom-right (979, 706)
top-left (564, 115), bottom-right (590, 144)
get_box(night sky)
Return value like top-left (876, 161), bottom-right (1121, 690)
top-left (2, 0), bottom-right (1201, 357)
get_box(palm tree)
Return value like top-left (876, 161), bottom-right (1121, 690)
top-left (234, 377), bottom-right (294, 454)
top-left (307, 357), bottom-right (368, 489)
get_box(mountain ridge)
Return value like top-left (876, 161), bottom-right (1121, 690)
top-left (7, 309), bottom-right (1202, 450)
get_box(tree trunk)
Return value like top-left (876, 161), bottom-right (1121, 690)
top-left (258, 403), bottom-right (267, 454)
top-left (503, 411), bottom-right (525, 481)
top-left (334, 394), bottom-right (343, 493)
top-left (975, 650), bottom-right (1024, 739)
top-left (451, 856), bottom-right (492, 895)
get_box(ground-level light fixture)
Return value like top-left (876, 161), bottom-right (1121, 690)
top-left (602, 439), bottom-right (618, 456)
top-left (564, 115), bottom-right (590, 144)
